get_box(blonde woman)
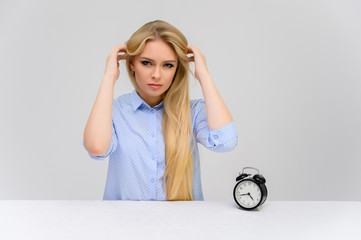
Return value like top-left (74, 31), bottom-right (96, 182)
top-left (83, 20), bottom-right (238, 201)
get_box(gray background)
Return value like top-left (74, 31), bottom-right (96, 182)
top-left (1, 0), bottom-right (360, 201)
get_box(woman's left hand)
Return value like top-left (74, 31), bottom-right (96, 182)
top-left (187, 45), bottom-right (210, 82)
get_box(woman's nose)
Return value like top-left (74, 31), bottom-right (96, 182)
top-left (151, 66), bottom-right (161, 80)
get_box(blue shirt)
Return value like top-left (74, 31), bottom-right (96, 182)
top-left (83, 90), bottom-right (238, 201)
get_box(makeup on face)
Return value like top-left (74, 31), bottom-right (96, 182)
top-left (131, 39), bottom-right (178, 107)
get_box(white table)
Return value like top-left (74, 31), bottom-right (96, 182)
top-left (0, 200), bottom-right (360, 240)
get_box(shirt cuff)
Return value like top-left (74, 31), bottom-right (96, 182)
top-left (207, 121), bottom-right (238, 152)
top-left (82, 139), bottom-right (112, 160)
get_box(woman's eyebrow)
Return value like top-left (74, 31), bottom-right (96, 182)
top-left (139, 56), bottom-right (177, 63)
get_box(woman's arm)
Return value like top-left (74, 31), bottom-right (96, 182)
top-left (83, 75), bottom-right (116, 156)
top-left (83, 45), bottom-right (126, 156)
top-left (187, 46), bottom-right (233, 130)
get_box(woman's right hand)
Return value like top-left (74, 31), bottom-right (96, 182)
top-left (104, 45), bottom-right (127, 82)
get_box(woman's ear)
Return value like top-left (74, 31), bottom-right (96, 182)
top-left (128, 55), bottom-right (135, 71)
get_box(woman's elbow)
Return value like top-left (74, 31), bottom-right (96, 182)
top-left (223, 136), bottom-right (238, 152)
top-left (85, 141), bottom-right (109, 157)
top-left (210, 135), bottom-right (238, 152)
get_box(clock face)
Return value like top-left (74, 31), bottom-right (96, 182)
top-left (234, 180), bottom-right (262, 209)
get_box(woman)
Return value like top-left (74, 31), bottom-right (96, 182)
top-left (83, 20), bottom-right (238, 201)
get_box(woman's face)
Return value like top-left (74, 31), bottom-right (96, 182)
top-left (130, 39), bottom-right (178, 107)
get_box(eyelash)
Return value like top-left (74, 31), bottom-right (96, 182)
top-left (141, 61), bottom-right (174, 68)
top-left (164, 63), bottom-right (174, 68)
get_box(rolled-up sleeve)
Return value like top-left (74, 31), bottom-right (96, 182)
top-left (82, 122), bottom-right (118, 160)
top-left (82, 99), bottom-right (119, 160)
top-left (192, 99), bottom-right (238, 152)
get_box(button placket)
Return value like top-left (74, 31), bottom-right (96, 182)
top-left (150, 108), bottom-right (156, 138)
top-left (150, 108), bottom-right (157, 162)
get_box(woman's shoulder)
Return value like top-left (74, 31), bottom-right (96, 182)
top-left (115, 92), bottom-right (132, 102)
top-left (190, 98), bottom-right (206, 118)
top-left (190, 98), bottom-right (205, 109)
top-left (113, 92), bottom-right (133, 110)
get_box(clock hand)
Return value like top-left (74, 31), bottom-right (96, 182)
top-left (240, 193), bottom-right (255, 201)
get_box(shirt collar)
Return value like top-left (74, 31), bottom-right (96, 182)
top-left (130, 90), bottom-right (164, 112)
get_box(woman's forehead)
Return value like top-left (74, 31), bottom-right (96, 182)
top-left (139, 39), bottom-right (177, 62)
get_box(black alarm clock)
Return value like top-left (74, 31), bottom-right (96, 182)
top-left (233, 167), bottom-right (268, 210)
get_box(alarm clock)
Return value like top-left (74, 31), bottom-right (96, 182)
top-left (233, 167), bottom-right (268, 210)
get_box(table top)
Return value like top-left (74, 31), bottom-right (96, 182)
top-left (1, 200), bottom-right (360, 240)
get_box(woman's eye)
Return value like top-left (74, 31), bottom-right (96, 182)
top-left (141, 61), bottom-right (151, 66)
top-left (164, 63), bottom-right (174, 68)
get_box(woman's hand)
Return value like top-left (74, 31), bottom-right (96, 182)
top-left (104, 45), bottom-right (127, 82)
top-left (187, 45), bottom-right (233, 130)
top-left (187, 45), bottom-right (210, 82)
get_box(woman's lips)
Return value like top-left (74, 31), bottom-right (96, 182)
top-left (148, 84), bottom-right (162, 89)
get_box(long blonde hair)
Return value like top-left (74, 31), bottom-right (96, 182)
top-left (125, 20), bottom-right (197, 200)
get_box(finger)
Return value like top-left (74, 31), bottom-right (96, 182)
top-left (188, 45), bottom-right (200, 53)
top-left (110, 46), bottom-right (127, 60)
top-left (117, 50), bottom-right (127, 56)
top-left (187, 45), bottom-right (194, 54)
top-left (186, 46), bottom-right (195, 59)
top-left (113, 44), bottom-right (126, 50)
top-left (112, 45), bottom-right (127, 54)
top-left (117, 54), bottom-right (126, 61)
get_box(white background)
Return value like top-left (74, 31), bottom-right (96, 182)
top-left (0, 0), bottom-right (360, 201)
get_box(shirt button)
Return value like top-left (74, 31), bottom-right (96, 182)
top-left (151, 178), bottom-right (155, 183)
top-left (151, 133), bottom-right (155, 137)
